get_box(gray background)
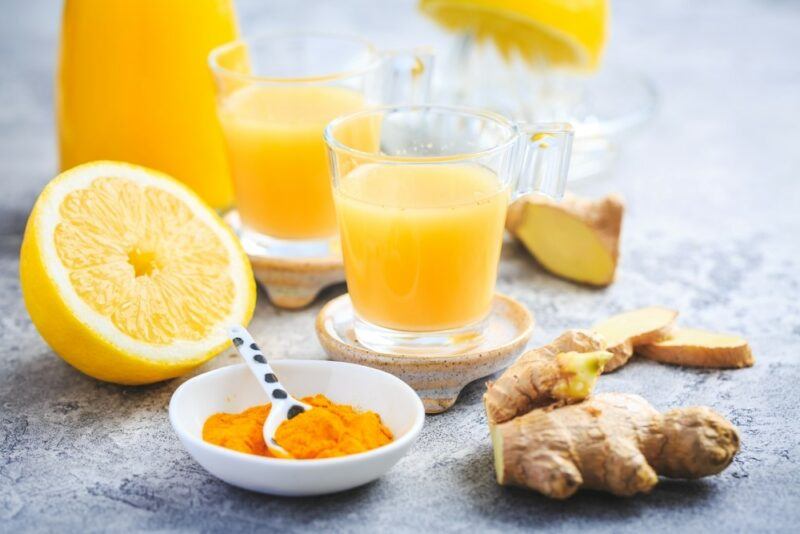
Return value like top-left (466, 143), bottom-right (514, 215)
top-left (1, 0), bottom-right (799, 532)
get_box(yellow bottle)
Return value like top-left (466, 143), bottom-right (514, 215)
top-left (57, 0), bottom-right (238, 209)
top-left (334, 163), bottom-right (509, 332)
top-left (218, 85), bottom-right (366, 239)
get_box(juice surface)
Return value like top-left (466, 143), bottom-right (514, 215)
top-left (57, 0), bottom-right (238, 209)
top-left (335, 163), bottom-right (509, 332)
top-left (219, 85), bottom-right (366, 239)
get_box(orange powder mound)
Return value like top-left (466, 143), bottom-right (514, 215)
top-left (202, 394), bottom-right (393, 459)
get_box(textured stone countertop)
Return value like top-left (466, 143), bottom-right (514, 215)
top-left (1, 0), bottom-right (799, 532)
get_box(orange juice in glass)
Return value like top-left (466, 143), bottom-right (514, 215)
top-left (325, 106), bottom-right (573, 354)
top-left (334, 163), bottom-right (509, 332)
top-left (210, 33), bottom-right (429, 258)
top-left (57, 0), bottom-right (238, 210)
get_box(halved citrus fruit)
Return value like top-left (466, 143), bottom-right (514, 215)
top-left (420, 0), bottom-right (608, 70)
top-left (20, 162), bottom-right (256, 384)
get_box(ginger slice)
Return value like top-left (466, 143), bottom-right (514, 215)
top-left (592, 306), bottom-right (678, 372)
top-left (507, 193), bottom-right (624, 287)
top-left (484, 330), bottom-right (610, 424)
top-left (638, 328), bottom-right (754, 368)
top-left (492, 392), bottom-right (740, 499)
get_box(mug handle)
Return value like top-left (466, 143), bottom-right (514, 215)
top-left (379, 47), bottom-right (434, 105)
top-left (514, 122), bottom-right (574, 200)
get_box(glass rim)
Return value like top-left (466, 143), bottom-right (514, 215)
top-left (208, 30), bottom-right (382, 85)
top-left (323, 104), bottom-right (521, 163)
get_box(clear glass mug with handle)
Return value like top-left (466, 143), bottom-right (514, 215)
top-left (324, 105), bottom-right (573, 355)
top-left (209, 32), bottom-right (432, 259)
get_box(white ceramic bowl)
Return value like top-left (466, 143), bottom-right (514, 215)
top-left (169, 360), bottom-right (425, 496)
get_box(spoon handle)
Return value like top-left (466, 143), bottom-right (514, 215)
top-left (227, 325), bottom-right (310, 418)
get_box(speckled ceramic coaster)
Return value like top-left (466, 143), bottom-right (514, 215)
top-left (224, 211), bottom-right (344, 309)
top-left (315, 293), bottom-right (534, 414)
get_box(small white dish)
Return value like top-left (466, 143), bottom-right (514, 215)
top-left (169, 360), bottom-right (425, 496)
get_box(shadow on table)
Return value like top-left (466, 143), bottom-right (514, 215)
top-left (203, 468), bottom-right (716, 534)
top-left (449, 443), bottom-right (717, 525)
top-left (5, 344), bottom-right (180, 415)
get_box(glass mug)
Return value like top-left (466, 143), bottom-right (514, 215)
top-left (324, 105), bottom-right (573, 355)
top-left (209, 32), bottom-right (431, 259)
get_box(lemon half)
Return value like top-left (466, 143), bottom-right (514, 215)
top-left (420, 0), bottom-right (608, 70)
top-left (20, 161), bottom-right (256, 384)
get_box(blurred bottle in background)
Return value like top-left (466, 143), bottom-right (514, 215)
top-left (57, 0), bottom-right (239, 210)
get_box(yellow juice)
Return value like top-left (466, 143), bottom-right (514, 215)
top-left (335, 163), bottom-right (510, 331)
top-left (57, 0), bottom-right (238, 210)
top-left (219, 85), bottom-right (366, 239)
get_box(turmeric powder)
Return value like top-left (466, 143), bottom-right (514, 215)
top-left (202, 394), bottom-right (393, 459)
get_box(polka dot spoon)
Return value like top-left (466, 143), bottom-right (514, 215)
top-left (228, 325), bottom-right (311, 458)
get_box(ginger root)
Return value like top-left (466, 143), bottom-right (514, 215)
top-left (491, 392), bottom-right (739, 499)
top-left (507, 193), bottom-right (624, 287)
top-left (638, 328), bottom-right (754, 368)
top-left (592, 306), bottom-right (677, 372)
top-left (484, 330), bottom-right (611, 424)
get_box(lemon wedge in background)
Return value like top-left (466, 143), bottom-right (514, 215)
top-left (420, 0), bottom-right (608, 70)
top-left (20, 162), bottom-right (256, 384)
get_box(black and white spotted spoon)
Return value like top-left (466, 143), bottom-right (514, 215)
top-left (228, 325), bottom-right (311, 458)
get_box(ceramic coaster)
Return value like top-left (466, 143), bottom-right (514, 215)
top-left (224, 211), bottom-right (345, 309)
top-left (315, 293), bottom-right (534, 413)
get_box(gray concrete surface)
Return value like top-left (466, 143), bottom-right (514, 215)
top-left (1, 0), bottom-right (799, 532)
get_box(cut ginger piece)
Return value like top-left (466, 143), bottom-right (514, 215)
top-left (507, 193), bottom-right (623, 287)
top-left (592, 307), bottom-right (678, 372)
top-left (551, 350), bottom-right (613, 399)
top-left (484, 330), bottom-right (611, 424)
top-left (638, 328), bottom-right (754, 369)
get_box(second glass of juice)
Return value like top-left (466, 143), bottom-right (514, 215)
top-left (209, 32), bottom-right (427, 258)
top-left (325, 105), bottom-right (574, 355)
